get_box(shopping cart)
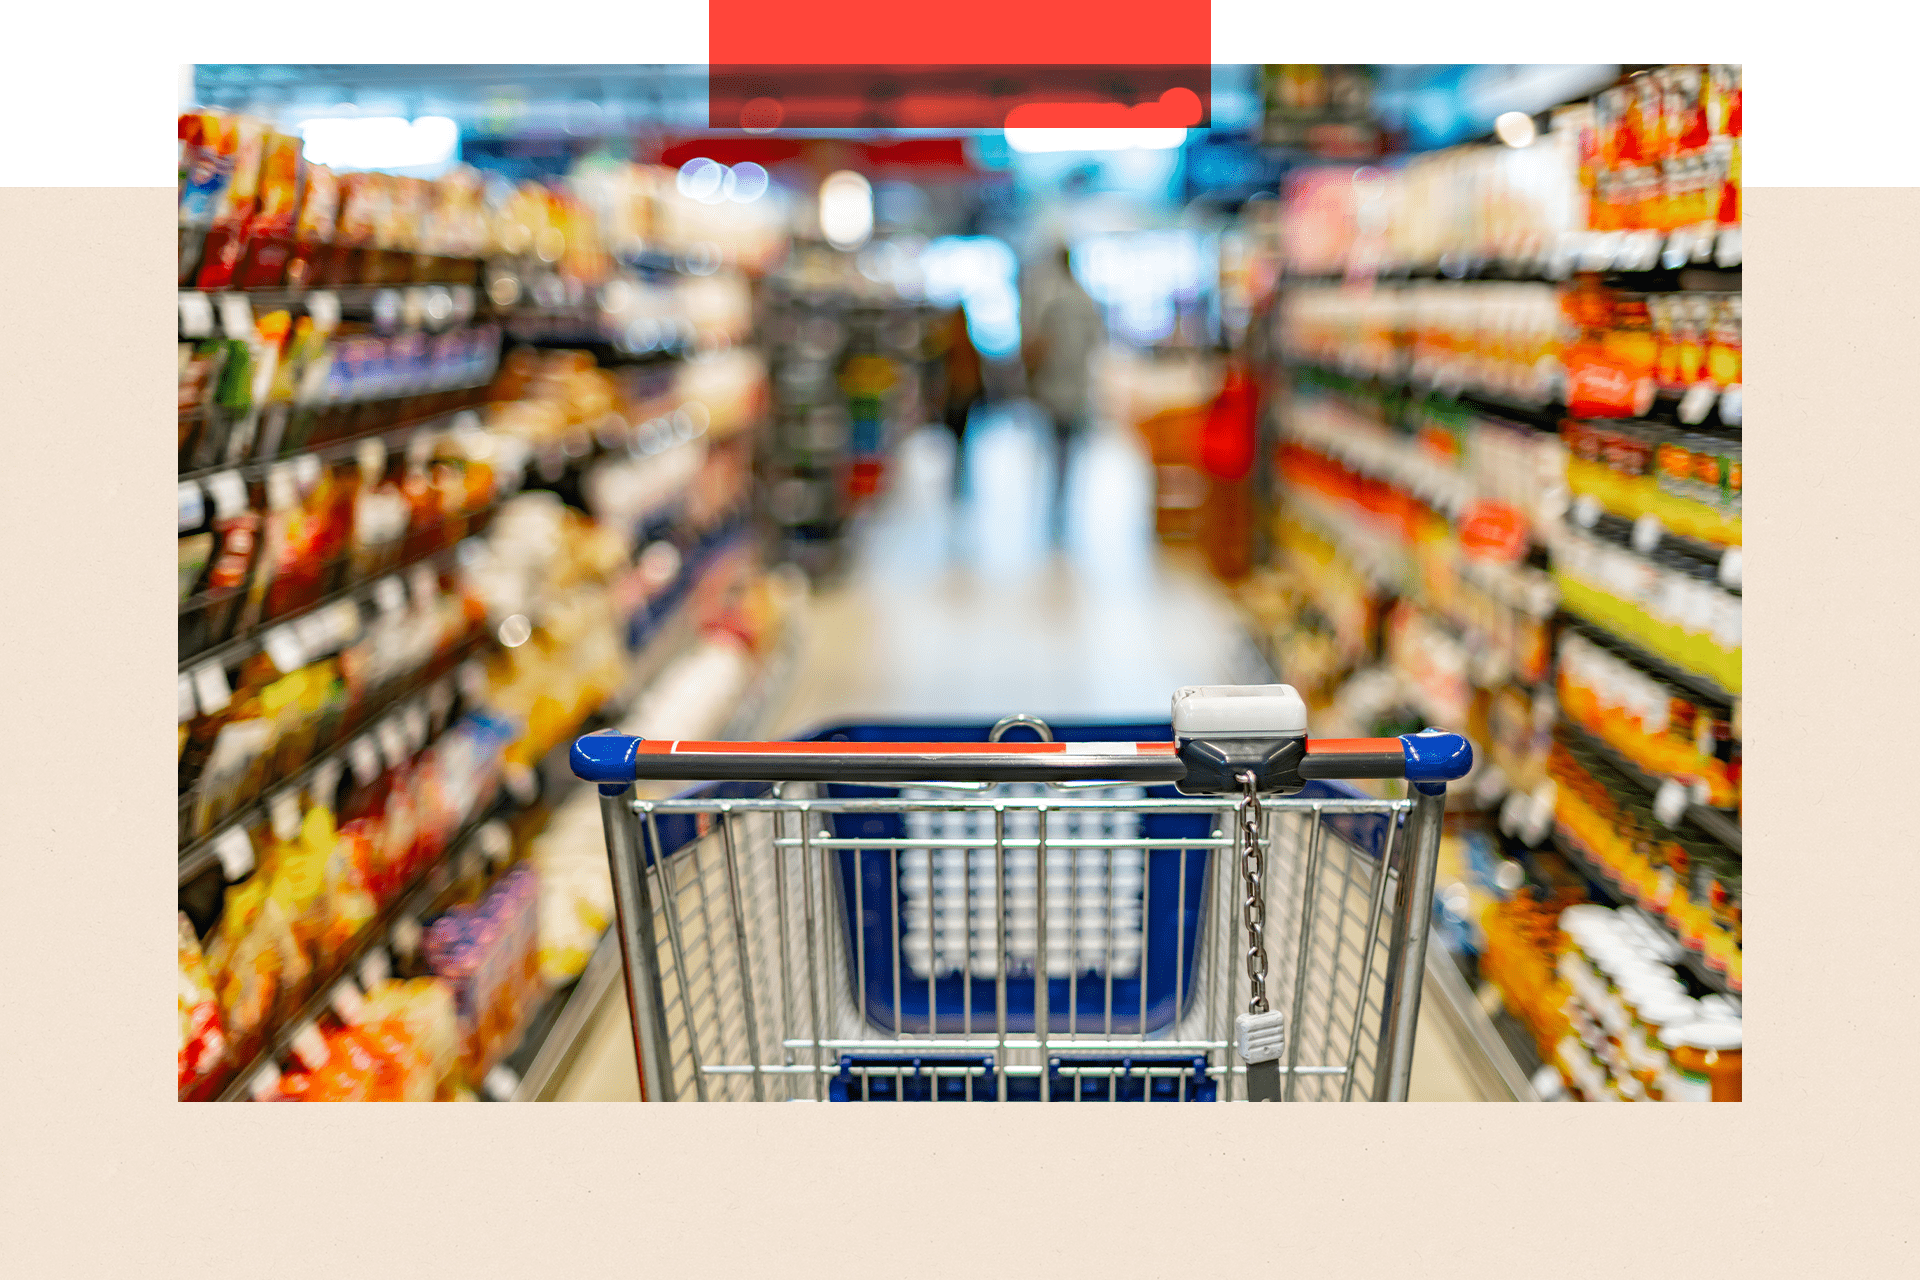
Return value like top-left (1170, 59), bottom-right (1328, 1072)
top-left (572, 685), bottom-right (1471, 1102)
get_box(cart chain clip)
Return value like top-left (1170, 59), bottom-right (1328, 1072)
top-left (1235, 770), bottom-right (1287, 1100)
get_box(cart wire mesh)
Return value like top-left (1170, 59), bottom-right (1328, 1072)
top-left (614, 779), bottom-right (1413, 1102)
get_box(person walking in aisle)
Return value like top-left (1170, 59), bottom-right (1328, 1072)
top-left (1021, 243), bottom-right (1105, 545)
top-left (933, 304), bottom-right (984, 496)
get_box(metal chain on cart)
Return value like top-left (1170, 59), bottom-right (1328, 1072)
top-left (1239, 770), bottom-right (1269, 1016)
top-left (1236, 769), bottom-right (1285, 1099)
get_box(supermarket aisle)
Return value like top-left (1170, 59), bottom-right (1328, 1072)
top-left (768, 404), bottom-right (1270, 731)
top-left (554, 407), bottom-right (1487, 1101)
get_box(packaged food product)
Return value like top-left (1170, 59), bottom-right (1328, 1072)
top-left (178, 913), bottom-right (230, 1090)
top-left (193, 115), bottom-right (268, 289)
top-left (1661, 1019), bottom-right (1741, 1101)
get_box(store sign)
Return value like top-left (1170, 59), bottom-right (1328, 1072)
top-left (706, 0), bottom-right (1210, 128)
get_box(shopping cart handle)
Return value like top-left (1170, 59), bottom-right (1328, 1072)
top-left (572, 727), bottom-right (1473, 794)
top-left (1296, 730), bottom-right (1474, 796)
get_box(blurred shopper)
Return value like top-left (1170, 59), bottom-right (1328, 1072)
top-left (934, 304), bottom-right (984, 494)
top-left (1021, 244), bottom-right (1105, 543)
top-left (1195, 353), bottom-right (1261, 581)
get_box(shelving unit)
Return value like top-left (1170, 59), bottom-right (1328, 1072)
top-left (1549, 829), bottom-right (1732, 998)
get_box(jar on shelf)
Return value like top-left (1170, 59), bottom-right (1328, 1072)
top-left (1660, 1019), bottom-right (1742, 1101)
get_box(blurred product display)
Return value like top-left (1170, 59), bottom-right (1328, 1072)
top-left (178, 97), bottom-right (805, 1102)
top-left (1238, 62), bottom-right (1740, 1101)
top-left (179, 62), bottom-right (1738, 1102)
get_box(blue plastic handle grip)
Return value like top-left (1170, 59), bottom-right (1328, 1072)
top-left (573, 728), bottom-right (643, 793)
top-left (1399, 729), bottom-right (1473, 794)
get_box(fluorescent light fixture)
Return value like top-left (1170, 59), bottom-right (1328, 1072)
top-left (677, 157), bottom-right (726, 203)
top-left (1003, 127), bottom-right (1187, 154)
top-left (1494, 111), bottom-right (1538, 148)
top-left (727, 161), bottom-right (769, 203)
top-left (298, 116), bottom-right (458, 171)
top-left (819, 170), bottom-right (873, 250)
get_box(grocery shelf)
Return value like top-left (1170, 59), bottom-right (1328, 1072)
top-left (178, 281), bottom-right (486, 335)
top-left (1287, 359), bottom-right (1564, 434)
top-left (1548, 827), bottom-right (1733, 998)
top-left (1571, 508), bottom-right (1740, 580)
top-left (484, 603), bottom-right (808, 1101)
top-left (179, 508), bottom-right (500, 675)
top-left (207, 800), bottom-right (508, 1102)
top-left (1278, 228), bottom-right (1743, 287)
top-left (1554, 718), bottom-right (1741, 854)
top-left (178, 405), bottom-right (488, 487)
top-left (1556, 611), bottom-right (1737, 709)
top-left (178, 628), bottom-right (495, 882)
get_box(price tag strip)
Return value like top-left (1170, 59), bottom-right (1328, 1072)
top-left (329, 980), bottom-right (367, 1026)
top-left (248, 1063), bottom-right (283, 1101)
top-left (213, 827), bottom-right (256, 881)
top-left (359, 948), bottom-right (392, 992)
top-left (289, 1021), bottom-right (331, 1071)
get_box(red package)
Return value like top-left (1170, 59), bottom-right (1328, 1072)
top-left (237, 132), bottom-right (302, 288)
top-left (195, 116), bottom-right (268, 289)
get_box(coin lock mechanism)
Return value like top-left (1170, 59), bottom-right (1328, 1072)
top-left (1171, 684), bottom-right (1309, 796)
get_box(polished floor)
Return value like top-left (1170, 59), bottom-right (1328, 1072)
top-left (551, 405), bottom-right (1486, 1102)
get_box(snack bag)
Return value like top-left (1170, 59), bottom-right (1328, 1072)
top-left (178, 913), bottom-right (230, 1091)
top-left (195, 114), bottom-right (268, 288)
top-left (285, 163), bottom-right (340, 288)
top-left (203, 875), bottom-right (281, 1040)
top-left (237, 131), bottom-right (302, 287)
top-left (264, 801), bottom-right (332, 969)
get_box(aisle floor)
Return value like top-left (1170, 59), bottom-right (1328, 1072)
top-left (553, 405), bottom-right (1487, 1102)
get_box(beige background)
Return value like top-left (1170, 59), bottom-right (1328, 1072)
top-left (0, 185), bottom-right (1912, 1275)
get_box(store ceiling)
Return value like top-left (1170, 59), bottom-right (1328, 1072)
top-left (192, 64), bottom-right (716, 134)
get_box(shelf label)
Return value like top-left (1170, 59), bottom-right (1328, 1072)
top-left (1653, 779), bottom-right (1688, 828)
top-left (329, 980), bottom-right (367, 1025)
top-left (205, 470), bottom-right (248, 521)
top-left (179, 481), bottom-right (205, 533)
top-left (213, 826), bottom-right (256, 881)
top-left (179, 292), bottom-right (216, 338)
top-left (310, 758), bottom-right (343, 811)
top-left (347, 736), bottom-right (382, 785)
top-left (1718, 547), bottom-right (1743, 591)
top-left (376, 720), bottom-right (410, 770)
top-left (373, 289), bottom-right (402, 331)
top-left (390, 916), bottom-right (423, 960)
top-left (307, 290), bottom-right (341, 331)
top-left (482, 1064), bottom-right (521, 1102)
top-left (1677, 383), bottom-right (1717, 426)
top-left (373, 575), bottom-right (407, 615)
top-left (1718, 385), bottom-right (1741, 426)
top-left (179, 674), bottom-right (198, 723)
top-left (359, 948), bottom-right (392, 992)
top-left (403, 703), bottom-right (430, 753)
top-left (1571, 494), bottom-right (1602, 529)
top-left (217, 294), bottom-right (255, 339)
top-left (248, 1064), bottom-right (282, 1101)
top-left (1630, 514), bottom-right (1664, 556)
top-left (192, 661), bottom-right (231, 716)
top-left (268, 790), bottom-right (303, 843)
top-left (263, 625), bottom-right (306, 674)
top-left (289, 1021), bottom-right (331, 1070)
